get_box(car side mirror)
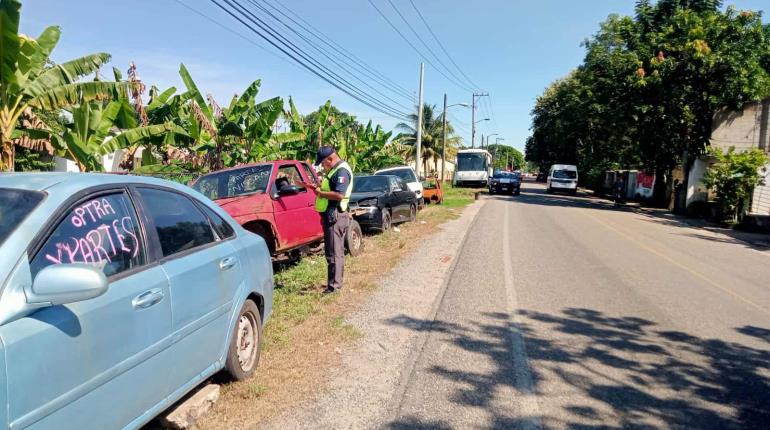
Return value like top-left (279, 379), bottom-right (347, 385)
top-left (277, 185), bottom-right (300, 197)
top-left (27, 264), bottom-right (108, 306)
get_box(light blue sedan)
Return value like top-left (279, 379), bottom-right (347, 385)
top-left (0, 173), bottom-right (273, 430)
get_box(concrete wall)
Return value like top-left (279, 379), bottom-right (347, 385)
top-left (688, 98), bottom-right (770, 213)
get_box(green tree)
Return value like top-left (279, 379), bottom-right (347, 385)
top-left (703, 147), bottom-right (769, 222)
top-left (488, 144), bottom-right (524, 170)
top-left (525, 0), bottom-right (770, 203)
top-left (0, 0), bottom-right (134, 171)
top-left (394, 104), bottom-right (461, 175)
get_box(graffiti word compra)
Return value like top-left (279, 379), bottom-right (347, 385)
top-left (46, 216), bottom-right (140, 265)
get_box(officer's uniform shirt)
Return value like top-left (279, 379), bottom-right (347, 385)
top-left (326, 160), bottom-right (352, 216)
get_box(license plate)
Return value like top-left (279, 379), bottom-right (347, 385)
top-left (500, 178), bottom-right (510, 184)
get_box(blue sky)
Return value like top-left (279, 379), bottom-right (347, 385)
top-left (20, 0), bottom-right (768, 152)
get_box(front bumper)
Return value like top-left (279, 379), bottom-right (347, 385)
top-left (490, 182), bottom-right (520, 193)
top-left (351, 205), bottom-right (383, 228)
top-left (551, 181), bottom-right (577, 190)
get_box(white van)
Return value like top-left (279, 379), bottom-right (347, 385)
top-left (547, 164), bottom-right (579, 195)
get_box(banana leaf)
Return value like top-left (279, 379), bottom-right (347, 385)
top-left (99, 123), bottom-right (182, 155)
top-left (179, 63), bottom-right (212, 122)
top-left (28, 80), bottom-right (133, 110)
top-left (23, 52), bottom-right (112, 98)
top-left (0, 0), bottom-right (21, 91)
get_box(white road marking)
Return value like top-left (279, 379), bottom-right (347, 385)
top-left (503, 203), bottom-right (544, 429)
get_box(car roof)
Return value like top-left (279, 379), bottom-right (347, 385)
top-left (0, 172), bottom-right (201, 198)
top-left (375, 166), bottom-right (413, 173)
top-left (551, 164), bottom-right (577, 170)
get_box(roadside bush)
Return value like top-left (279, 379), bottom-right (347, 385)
top-left (703, 147), bottom-right (769, 222)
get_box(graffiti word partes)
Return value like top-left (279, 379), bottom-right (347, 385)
top-left (46, 216), bottom-right (140, 266)
top-left (70, 198), bottom-right (116, 228)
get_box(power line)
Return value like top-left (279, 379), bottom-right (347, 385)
top-left (243, 0), bottom-right (413, 111)
top-left (383, 0), bottom-right (475, 92)
top-left (406, 0), bottom-right (482, 91)
top-left (210, 0), bottom-right (408, 120)
top-left (172, 0), bottom-right (297, 70)
top-left (260, 0), bottom-right (415, 101)
top-left (366, 0), bottom-right (475, 93)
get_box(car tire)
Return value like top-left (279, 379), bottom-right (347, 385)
top-left (408, 204), bottom-right (417, 222)
top-left (225, 300), bottom-right (262, 381)
top-left (345, 220), bottom-right (364, 257)
top-left (380, 210), bottom-right (392, 231)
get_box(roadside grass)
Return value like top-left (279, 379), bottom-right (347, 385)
top-left (197, 188), bottom-right (477, 429)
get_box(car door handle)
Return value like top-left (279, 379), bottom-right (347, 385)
top-left (219, 256), bottom-right (237, 271)
top-left (132, 288), bottom-right (164, 310)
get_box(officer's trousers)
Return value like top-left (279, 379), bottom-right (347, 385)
top-left (322, 212), bottom-right (350, 290)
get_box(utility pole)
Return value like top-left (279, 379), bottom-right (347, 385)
top-left (415, 63), bottom-right (425, 179)
top-left (480, 133), bottom-right (484, 150)
top-left (442, 93), bottom-right (448, 183)
top-left (471, 92), bottom-right (489, 148)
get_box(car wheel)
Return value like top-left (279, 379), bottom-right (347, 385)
top-left (546, 186), bottom-right (552, 194)
top-left (346, 220), bottom-right (364, 256)
top-left (409, 204), bottom-right (417, 222)
top-left (381, 210), bottom-right (392, 231)
top-left (225, 300), bottom-right (262, 381)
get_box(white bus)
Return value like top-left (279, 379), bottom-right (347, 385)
top-left (453, 149), bottom-right (493, 187)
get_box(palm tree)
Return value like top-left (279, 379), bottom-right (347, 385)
top-left (394, 104), bottom-right (461, 175)
top-left (0, 0), bottom-right (134, 171)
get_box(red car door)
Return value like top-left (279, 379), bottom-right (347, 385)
top-left (299, 162), bottom-right (324, 241)
top-left (271, 162), bottom-right (317, 249)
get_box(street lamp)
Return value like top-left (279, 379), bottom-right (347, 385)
top-left (485, 133), bottom-right (499, 149)
top-left (472, 118), bottom-right (490, 148)
top-left (441, 95), bottom-right (471, 183)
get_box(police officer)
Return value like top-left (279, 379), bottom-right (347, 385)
top-left (304, 146), bottom-right (353, 294)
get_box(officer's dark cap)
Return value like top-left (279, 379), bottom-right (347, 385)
top-left (315, 146), bottom-right (336, 166)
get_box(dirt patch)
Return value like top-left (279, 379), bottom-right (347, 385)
top-left (194, 202), bottom-right (471, 430)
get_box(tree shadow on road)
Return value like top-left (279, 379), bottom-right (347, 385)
top-left (384, 308), bottom-right (770, 429)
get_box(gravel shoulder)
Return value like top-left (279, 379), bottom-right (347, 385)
top-left (259, 199), bottom-right (485, 429)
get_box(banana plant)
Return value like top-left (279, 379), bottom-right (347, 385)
top-left (176, 64), bottom-right (283, 169)
top-left (24, 100), bottom-right (183, 172)
top-left (0, 0), bottom-right (134, 171)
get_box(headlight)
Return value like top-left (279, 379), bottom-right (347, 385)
top-left (358, 198), bottom-right (378, 207)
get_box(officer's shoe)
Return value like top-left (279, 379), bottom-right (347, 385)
top-left (322, 287), bottom-right (338, 295)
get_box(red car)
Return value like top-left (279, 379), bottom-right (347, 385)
top-left (192, 160), bottom-right (363, 258)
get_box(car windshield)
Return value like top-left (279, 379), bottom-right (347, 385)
top-left (494, 171), bottom-right (519, 179)
top-left (457, 153), bottom-right (487, 172)
top-left (553, 169), bottom-right (577, 179)
top-left (354, 176), bottom-right (389, 193)
top-left (0, 188), bottom-right (45, 246)
top-left (377, 168), bottom-right (415, 183)
top-left (193, 165), bottom-right (272, 200)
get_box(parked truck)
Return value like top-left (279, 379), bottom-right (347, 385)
top-left (192, 160), bottom-right (363, 259)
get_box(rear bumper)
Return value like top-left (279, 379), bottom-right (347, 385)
top-left (455, 180), bottom-right (488, 188)
top-left (490, 183), bottom-right (520, 193)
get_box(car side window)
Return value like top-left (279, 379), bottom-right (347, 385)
top-left (276, 165), bottom-right (306, 192)
top-left (30, 192), bottom-right (144, 279)
top-left (138, 188), bottom-right (216, 257)
top-left (301, 163), bottom-right (318, 185)
top-left (405, 169), bottom-right (417, 182)
top-left (200, 204), bottom-right (235, 240)
top-left (389, 177), bottom-right (400, 191)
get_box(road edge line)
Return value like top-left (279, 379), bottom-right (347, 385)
top-left (503, 203), bottom-right (544, 429)
top-left (382, 198), bottom-right (487, 424)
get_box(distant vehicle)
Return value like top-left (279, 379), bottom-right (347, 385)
top-left (453, 149), bottom-right (493, 187)
top-left (536, 171), bottom-right (547, 182)
top-left (547, 164), bottom-right (579, 195)
top-left (421, 177), bottom-right (444, 205)
top-left (374, 166), bottom-right (423, 205)
top-left (349, 175), bottom-right (418, 231)
top-left (489, 170), bottom-right (521, 195)
top-left (193, 160), bottom-right (363, 258)
top-left (0, 173), bottom-right (273, 430)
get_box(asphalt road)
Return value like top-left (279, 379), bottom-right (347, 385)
top-left (386, 181), bottom-right (770, 430)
